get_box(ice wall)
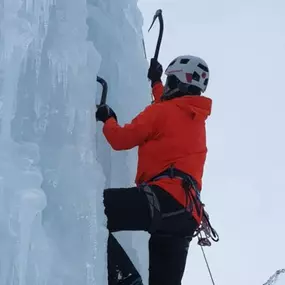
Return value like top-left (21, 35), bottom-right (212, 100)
top-left (0, 0), bottom-right (149, 284)
top-left (87, 1), bottom-right (150, 282)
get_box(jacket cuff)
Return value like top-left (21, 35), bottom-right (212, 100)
top-left (151, 79), bottom-right (162, 87)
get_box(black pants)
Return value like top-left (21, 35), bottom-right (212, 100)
top-left (103, 185), bottom-right (198, 285)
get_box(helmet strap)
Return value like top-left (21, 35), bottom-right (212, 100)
top-left (178, 82), bottom-right (201, 95)
top-left (161, 87), bottom-right (180, 101)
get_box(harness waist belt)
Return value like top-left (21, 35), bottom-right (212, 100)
top-left (148, 167), bottom-right (200, 197)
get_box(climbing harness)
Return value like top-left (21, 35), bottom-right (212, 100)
top-left (193, 209), bottom-right (219, 246)
top-left (140, 166), bottom-right (201, 234)
top-left (141, 166), bottom-right (220, 284)
top-left (141, 165), bottom-right (219, 245)
top-left (150, 166), bottom-right (203, 221)
top-left (141, 184), bottom-right (161, 233)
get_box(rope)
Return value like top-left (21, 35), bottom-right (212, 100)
top-left (199, 236), bottom-right (216, 285)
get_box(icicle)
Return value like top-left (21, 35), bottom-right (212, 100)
top-left (17, 188), bottom-right (46, 285)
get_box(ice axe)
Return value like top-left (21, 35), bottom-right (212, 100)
top-left (96, 76), bottom-right (108, 107)
top-left (148, 9), bottom-right (164, 60)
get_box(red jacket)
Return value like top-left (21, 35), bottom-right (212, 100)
top-left (103, 82), bottom-right (212, 209)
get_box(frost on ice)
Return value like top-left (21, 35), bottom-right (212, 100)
top-left (0, 0), bottom-right (148, 284)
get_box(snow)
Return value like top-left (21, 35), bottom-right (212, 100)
top-left (0, 0), bottom-right (149, 284)
top-left (263, 269), bottom-right (285, 285)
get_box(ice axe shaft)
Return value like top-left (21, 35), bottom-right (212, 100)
top-left (148, 9), bottom-right (164, 60)
top-left (96, 76), bottom-right (108, 106)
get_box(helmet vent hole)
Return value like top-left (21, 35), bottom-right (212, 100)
top-left (193, 72), bottom-right (200, 81)
top-left (180, 58), bottom-right (190, 64)
top-left (204, 78), bottom-right (209, 86)
top-left (198, 63), bottom-right (209, 72)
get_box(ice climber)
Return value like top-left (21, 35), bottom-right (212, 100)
top-left (96, 55), bottom-right (212, 285)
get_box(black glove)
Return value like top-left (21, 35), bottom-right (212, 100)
top-left (96, 104), bottom-right (117, 123)
top-left (147, 58), bottom-right (163, 86)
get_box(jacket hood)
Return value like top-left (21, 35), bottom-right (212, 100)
top-left (172, 95), bottom-right (212, 120)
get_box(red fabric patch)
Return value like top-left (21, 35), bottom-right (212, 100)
top-left (186, 73), bottom-right (192, 82)
top-left (202, 72), bottom-right (207, 79)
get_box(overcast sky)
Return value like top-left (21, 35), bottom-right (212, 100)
top-left (138, 1), bottom-right (285, 284)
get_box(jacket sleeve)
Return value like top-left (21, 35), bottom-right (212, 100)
top-left (152, 81), bottom-right (164, 103)
top-left (102, 106), bottom-right (158, 151)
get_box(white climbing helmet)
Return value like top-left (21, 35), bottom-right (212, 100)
top-left (165, 55), bottom-right (209, 93)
